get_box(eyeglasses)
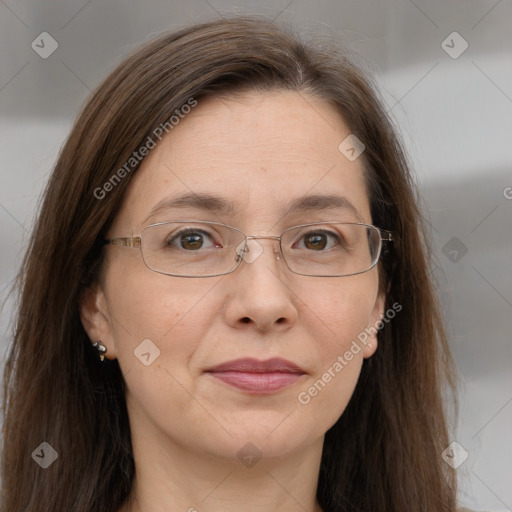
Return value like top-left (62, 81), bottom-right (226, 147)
top-left (103, 220), bottom-right (393, 278)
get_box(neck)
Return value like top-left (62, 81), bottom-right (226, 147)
top-left (119, 418), bottom-right (325, 512)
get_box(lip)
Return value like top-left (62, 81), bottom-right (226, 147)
top-left (205, 357), bottom-right (306, 394)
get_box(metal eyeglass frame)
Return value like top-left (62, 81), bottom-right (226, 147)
top-left (103, 220), bottom-right (393, 278)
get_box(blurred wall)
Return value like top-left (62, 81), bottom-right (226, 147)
top-left (1, 1), bottom-right (511, 510)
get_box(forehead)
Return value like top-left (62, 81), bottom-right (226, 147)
top-left (114, 90), bottom-right (372, 233)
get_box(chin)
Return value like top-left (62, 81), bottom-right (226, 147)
top-left (219, 417), bottom-right (318, 458)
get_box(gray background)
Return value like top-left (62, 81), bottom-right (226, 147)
top-left (1, 1), bottom-right (511, 510)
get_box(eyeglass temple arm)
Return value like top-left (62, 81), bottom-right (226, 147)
top-left (103, 237), bottom-right (141, 248)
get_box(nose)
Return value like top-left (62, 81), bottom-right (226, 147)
top-left (224, 237), bottom-right (298, 332)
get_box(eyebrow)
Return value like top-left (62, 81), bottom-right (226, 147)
top-left (142, 191), bottom-right (365, 225)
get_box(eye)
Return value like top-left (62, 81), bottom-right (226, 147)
top-left (293, 229), bottom-right (345, 251)
top-left (166, 228), bottom-right (222, 251)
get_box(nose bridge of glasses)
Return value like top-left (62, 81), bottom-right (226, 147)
top-left (246, 235), bottom-right (281, 243)
top-left (236, 235), bottom-right (282, 264)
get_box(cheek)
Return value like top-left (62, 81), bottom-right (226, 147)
top-left (304, 274), bottom-right (379, 361)
top-left (294, 275), bottom-right (378, 428)
top-left (105, 262), bottom-right (222, 374)
top-left (104, 270), bottom-right (222, 439)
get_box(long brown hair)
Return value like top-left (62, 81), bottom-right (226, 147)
top-left (1, 15), bottom-right (458, 512)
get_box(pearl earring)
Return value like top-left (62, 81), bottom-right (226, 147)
top-left (92, 341), bottom-right (107, 361)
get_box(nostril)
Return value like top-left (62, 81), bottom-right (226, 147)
top-left (241, 317), bottom-right (251, 323)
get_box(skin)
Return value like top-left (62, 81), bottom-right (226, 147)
top-left (80, 90), bottom-right (386, 512)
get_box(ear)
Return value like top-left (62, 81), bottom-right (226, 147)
top-left (362, 289), bottom-right (386, 359)
top-left (79, 284), bottom-right (119, 360)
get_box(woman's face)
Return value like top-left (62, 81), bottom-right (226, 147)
top-left (82, 90), bottom-right (385, 462)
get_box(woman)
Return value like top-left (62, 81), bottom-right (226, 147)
top-left (1, 15), bottom-right (466, 512)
